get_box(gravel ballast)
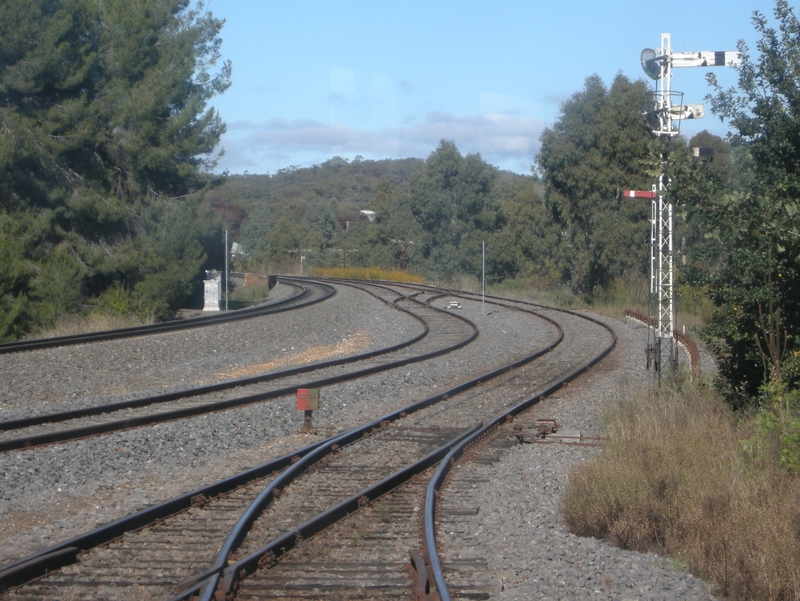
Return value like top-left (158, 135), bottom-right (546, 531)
top-left (0, 282), bottom-right (718, 600)
top-left (440, 312), bottom-right (719, 600)
top-left (0, 283), bottom-right (552, 564)
top-left (0, 284), bottom-right (422, 419)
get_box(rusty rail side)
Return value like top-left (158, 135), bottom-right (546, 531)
top-left (0, 441), bottom-right (329, 592)
top-left (171, 293), bottom-right (568, 601)
top-left (193, 424), bottom-right (482, 601)
top-left (0, 282), bottom-right (547, 593)
top-left (424, 307), bottom-right (617, 601)
top-left (624, 309), bottom-right (701, 375)
top-left (0, 286), bottom-right (447, 452)
top-left (0, 285), bottom-right (428, 436)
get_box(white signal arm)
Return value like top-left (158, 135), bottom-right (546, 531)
top-left (671, 50), bottom-right (741, 68)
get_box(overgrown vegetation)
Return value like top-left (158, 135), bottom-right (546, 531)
top-left (691, 0), bottom-right (800, 408)
top-left (308, 266), bottom-right (426, 283)
top-left (561, 6), bottom-right (800, 596)
top-left (23, 312), bottom-right (153, 341)
top-left (563, 380), bottom-right (800, 600)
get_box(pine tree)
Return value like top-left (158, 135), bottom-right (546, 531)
top-left (0, 0), bottom-right (230, 339)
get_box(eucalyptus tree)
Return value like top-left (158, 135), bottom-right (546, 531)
top-left (536, 74), bottom-right (658, 296)
top-left (407, 140), bottom-right (505, 281)
top-left (698, 0), bottom-right (800, 402)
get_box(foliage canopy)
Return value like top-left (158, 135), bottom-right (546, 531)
top-left (537, 73), bottom-right (658, 294)
top-left (697, 0), bottom-right (800, 405)
top-left (0, 0), bottom-right (230, 339)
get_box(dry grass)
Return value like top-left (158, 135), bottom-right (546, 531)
top-left (229, 282), bottom-right (272, 303)
top-left (563, 380), bottom-right (800, 599)
top-left (24, 312), bottom-right (153, 340)
top-left (308, 266), bottom-right (426, 283)
top-left (202, 329), bottom-right (372, 383)
top-left (487, 274), bottom-right (712, 337)
top-left (488, 280), bottom-right (587, 309)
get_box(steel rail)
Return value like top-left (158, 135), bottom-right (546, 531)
top-left (0, 279), bottom-right (330, 354)
top-left (0, 285), bottom-right (470, 452)
top-left (0, 281), bottom-right (479, 585)
top-left (0, 284), bottom-right (429, 435)
top-left (194, 424), bottom-right (483, 601)
top-left (423, 308), bottom-right (618, 600)
top-left (171, 299), bottom-right (568, 601)
top-left (0, 283), bottom-right (570, 596)
top-left (0, 438), bottom-right (334, 591)
top-left (1, 291), bottom-right (559, 595)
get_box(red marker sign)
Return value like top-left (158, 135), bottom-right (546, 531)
top-left (623, 190), bottom-right (657, 198)
top-left (297, 388), bottom-right (320, 411)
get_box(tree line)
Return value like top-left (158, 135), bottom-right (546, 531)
top-left (2, 0), bottom-right (798, 411)
top-left (218, 75), bottom-right (665, 299)
top-left (213, 4), bottom-right (800, 409)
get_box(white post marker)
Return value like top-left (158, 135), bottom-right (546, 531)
top-left (224, 229), bottom-right (229, 311)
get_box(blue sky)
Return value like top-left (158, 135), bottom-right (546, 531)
top-left (206, 0), bottom-right (774, 176)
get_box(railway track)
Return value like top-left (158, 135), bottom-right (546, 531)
top-left (431, 432), bottom-right (522, 599)
top-left (186, 293), bottom-right (613, 601)
top-left (0, 282), bottom-right (476, 452)
top-left (200, 285), bottom-right (615, 601)
top-left (0, 280), bottom-right (330, 355)
top-left (0, 280), bottom-right (616, 600)
top-left (421, 304), bottom-right (617, 601)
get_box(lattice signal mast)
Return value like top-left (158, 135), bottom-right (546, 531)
top-left (639, 33), bottom-right (740, 376)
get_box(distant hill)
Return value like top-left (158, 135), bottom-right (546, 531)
top-left (204, 156), bottom-right (425, 237)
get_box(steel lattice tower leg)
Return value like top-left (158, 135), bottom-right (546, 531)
top-left (657, 174), bottom-right (677, 375)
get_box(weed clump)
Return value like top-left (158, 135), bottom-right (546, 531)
top-left (562, 380), bottom-right (800, 599)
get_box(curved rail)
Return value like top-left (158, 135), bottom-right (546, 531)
top-left (192, 423), bottom-right (483, 601)
top-left (423, 307), bottom-right (618, 600)
top-left (0, 438), bottom-right (332, 590)
top-left (0, 283), bottom-right (477, 451)
top-left (0, 284), bottom-right (567, 597)
top-left (0, 279), bottom-right (331, 354)
top-left (0, 281), bottom-right (618, 600)
top-left (177, 292), bottom-right (571, 600)
top-left (0, 283), bottom-right (428, 449)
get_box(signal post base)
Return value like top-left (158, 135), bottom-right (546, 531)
top-left (298, 410), bottom-right (316, 434)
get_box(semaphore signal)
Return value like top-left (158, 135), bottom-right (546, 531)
top-left (637, 33), bottom-right (739, 381)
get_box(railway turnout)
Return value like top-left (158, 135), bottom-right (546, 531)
top-left (0, 278), bottom-right (617, 600)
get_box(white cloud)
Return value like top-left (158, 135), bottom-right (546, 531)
top-left (215, 111), bottom-right (547, 175)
